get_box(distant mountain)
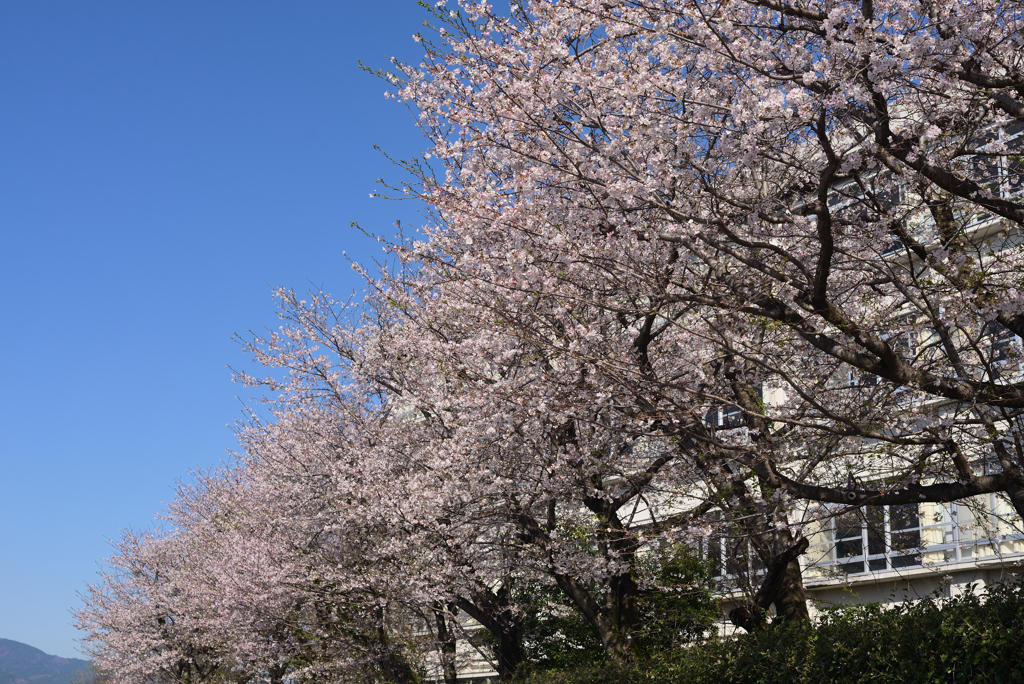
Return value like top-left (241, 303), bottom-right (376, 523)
top-left (0, 639), bottom-right (89, 684)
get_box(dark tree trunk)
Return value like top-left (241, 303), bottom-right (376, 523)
top-left (268, 663), bottom-right (288, 684)
top-left (729, 537), bottom-right (810, 632)
top-left (552, 568), bottom-right (639, 664)
top-left (495, 627), bottom-right (525, 682)
top-left (433, 604), bottom-right (458, 684)
top-left (456, 592), bottom-right (525, 682)
top-left (372, 606), bottom-right (419, 684)
top-left (721, 370), bottom-right (812, 630)
top-left (772, 557), bottom-right (810, 624)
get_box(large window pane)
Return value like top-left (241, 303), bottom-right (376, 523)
top-left (835, 510), bottom-right (862, 541)
top-left (866, 507), bottom-right (886, 555)
top-left (891, 553), bottom-right (922, 569)
top-left (890, 503), bottom-right (920, 532)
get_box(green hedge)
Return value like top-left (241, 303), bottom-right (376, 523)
top-left (518, 578), bottom-right (1024, 684)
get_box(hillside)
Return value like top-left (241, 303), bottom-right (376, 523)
top-left (0, 639), bottom-right (89, 684)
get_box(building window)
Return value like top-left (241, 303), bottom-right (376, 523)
top-left (807, 504), bottom-right (923, 576)
top-left (705, 387), bottom-right (762, 430)
top-left (982, 321), bottom-right (1021, 378)
top-left (707, 405), bottom-right (745, 429)
top-left (702, 531), bottom-right (765, 582)
top-left (1000, 121), bottom-right (1023, 199)
top-left (806, 495), bottom-right (1024, 577)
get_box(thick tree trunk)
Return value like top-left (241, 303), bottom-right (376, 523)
top-left (772, 557), bottom-right (810, 624)
top-left (603, 573), bottom-right (639, 663)
top-left (268, 664), bottom-right (288, 684)
top-left (372, 606), bottom-right (419, 684)
top-left (375, 644), bottom-right (419, 684)
top-left (433, 605), bottom-right (458, 684)
top-left (495, 629), bottom-right (525, 682)
top-left (456, 594), bottom-right (525, 681)
top-left (553, 570), bottom-right (639, 664)
top-left (730, 538), bottom-right (810, 632)
top-left (376, 652), bottom-right (419, 684)
top-left (719, 372), bottom-right (812, 630)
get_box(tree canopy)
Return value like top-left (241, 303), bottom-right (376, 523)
top-left (78, 1), bottom-right (1024, 681)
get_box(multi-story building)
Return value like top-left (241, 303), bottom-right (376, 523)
top-left (709, 118), bottom-right (1024, 625)
top-left (430, 119), bottom-right (1024, 680)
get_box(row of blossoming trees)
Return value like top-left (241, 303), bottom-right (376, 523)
top-left (77, 1), bottom-right (1024, 682)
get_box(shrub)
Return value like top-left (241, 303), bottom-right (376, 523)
top-left (518, 577), bottom-right (1024, 684)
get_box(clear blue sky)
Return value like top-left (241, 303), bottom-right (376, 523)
top-left (0, 0), bottom-right (431, 658)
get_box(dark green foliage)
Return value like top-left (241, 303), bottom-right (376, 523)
top-left (505, 546), bottom-right (719, 676)
top-left (516, 581), bottom-right (607, 672)
top-left (631, 546), bottom-right (719, 657)
top-left (518, 577), bottom-right (1024, 684)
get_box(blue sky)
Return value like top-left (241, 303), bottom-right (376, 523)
top-left (0, 0), bottom-right (431, 658)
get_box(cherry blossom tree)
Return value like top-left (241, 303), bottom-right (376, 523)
top-left (232, 279), bottom-right (731, 663)
top-left (81, 0), bottom-right (1024, 678)
top-left (78, 405), bottom-right (435, 684)
top-left (77, 530), bottom-right (228, 684)
top-left (376, 0), bottom-right (1024, 624)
